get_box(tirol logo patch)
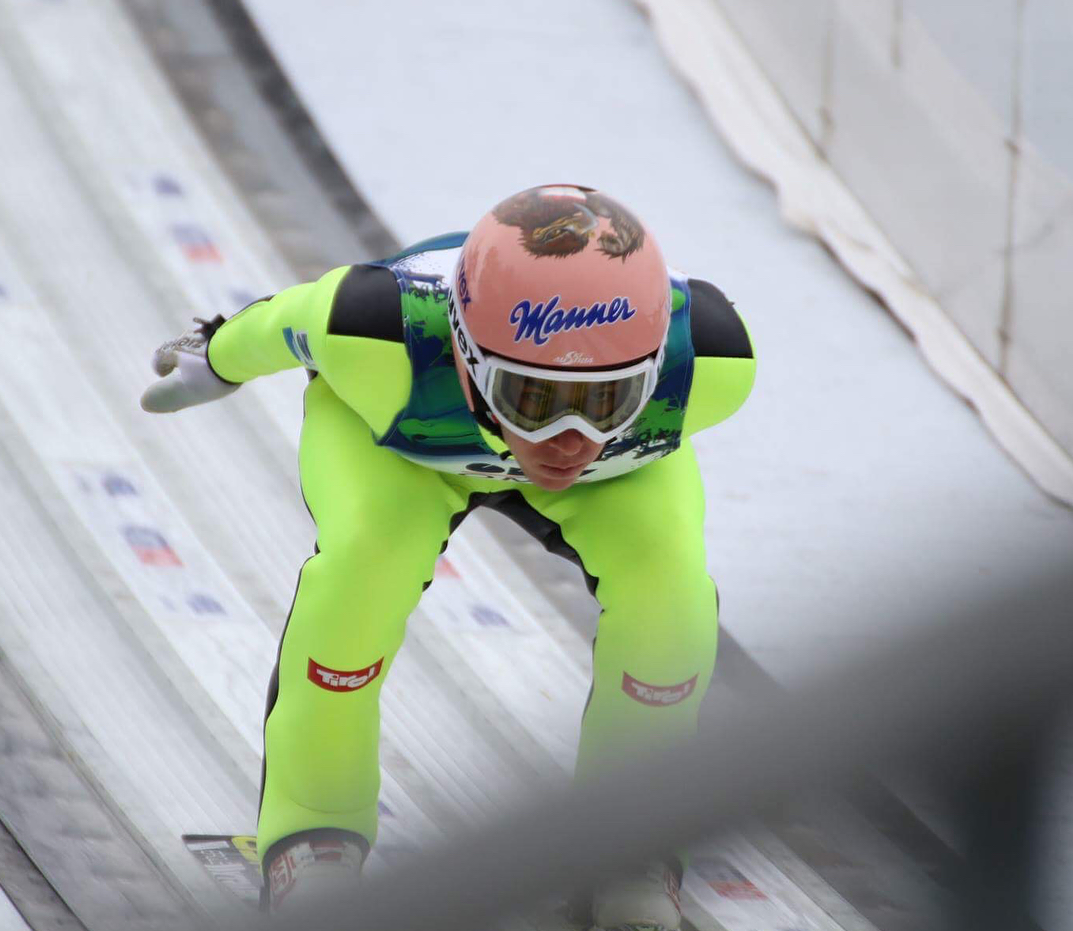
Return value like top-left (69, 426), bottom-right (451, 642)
top-left (307, 657), bottom-right (384, 693)
top-left (622, 672), bottom-right (698, 707)
top-left (510, 294), bottom-right (635, 347)
top-left (267, 848), bottom-right (297, 906)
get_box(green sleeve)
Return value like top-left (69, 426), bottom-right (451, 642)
top-left (207, 266), bottom-right (351, 383)
top-left (207, 265), bottom-right (412, 437)
top-left (682, 312), bottom-right (756, 437)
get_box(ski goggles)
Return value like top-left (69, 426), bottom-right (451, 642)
top-left (483, 354), bottom-right (660, 443)
top-left (448, 287), bottom-right (665, 444)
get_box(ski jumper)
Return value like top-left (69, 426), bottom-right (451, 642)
top-left (205, 234), bottom-right (756, 870)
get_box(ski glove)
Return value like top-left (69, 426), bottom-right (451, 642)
top-left (140, 315), bottom-right (240, 413)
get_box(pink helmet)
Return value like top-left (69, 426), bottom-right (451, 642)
top-left (449, 184), bottom-right (671, 443)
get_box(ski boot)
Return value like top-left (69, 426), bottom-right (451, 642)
top-left (263, 830), bottom-right (367, 918)
top-left (588, 860), bottom-right (683, 931)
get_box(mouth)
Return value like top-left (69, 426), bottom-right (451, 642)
top-left (538, 461), bottom-right (587, 476)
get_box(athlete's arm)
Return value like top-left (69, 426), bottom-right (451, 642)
top-left (206, 267), bottom-right (347, 383)
top-left (681, 278), bottom-right (756, 436)
top-left (140, 314), bottom-right (241, 413)
top-left (141, 275), bottom-right (339, 414)
top-left (207, 263), bottom-right (411, 436)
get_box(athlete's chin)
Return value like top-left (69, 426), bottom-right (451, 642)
top-left (531, 476), bottom-right (578, 491)
top-left (525, 465), bottom-right (585, 491)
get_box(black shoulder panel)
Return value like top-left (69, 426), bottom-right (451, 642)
top-left (328, 264), bottom-right (404, 342)
top-left (688, 278), bottom-right (753, 359)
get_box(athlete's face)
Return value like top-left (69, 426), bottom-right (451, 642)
top-left (500, 425), bottom-right (605, 491)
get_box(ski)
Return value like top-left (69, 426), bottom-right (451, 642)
top-left (182, 834), bottom-right (261, 906)
top-left (183, 834), bottom-right (701, 930)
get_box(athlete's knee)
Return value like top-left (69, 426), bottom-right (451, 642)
top-left (595, 576), bottom-right (717, 705)
top-left (303, 523), bottom-right (439, 606)
top-left (598, 562), bottom-right (717, 637)
top-left (312, 475), bottom-right (450, 559)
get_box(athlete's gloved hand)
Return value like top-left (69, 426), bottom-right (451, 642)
top-left (140, 315), bottom-right (240, 413)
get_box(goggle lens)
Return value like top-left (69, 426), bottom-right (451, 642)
top-left (492, 369), bottom-right (648, 434)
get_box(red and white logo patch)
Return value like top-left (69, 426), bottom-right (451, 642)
top-left (621, 672), bottom-right (698, 707)
top-left (267, 849), bottom-right (296, 907)
top-left (307, 657), bottom-right (384, 693)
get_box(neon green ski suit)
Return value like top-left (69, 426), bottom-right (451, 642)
top-left (205, 234), bottom-right (756, 870)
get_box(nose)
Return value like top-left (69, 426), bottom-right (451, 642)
top-left (546, 429), bottom-right (586, 456)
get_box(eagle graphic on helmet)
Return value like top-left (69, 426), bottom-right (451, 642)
top-left (492, 185), bottom-right (646, 261)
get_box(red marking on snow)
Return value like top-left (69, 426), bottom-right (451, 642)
top-left (435, 557), bottom-right (460, 578)
top-left (171, 224), bottom-right (223, 263)
top-left (131, 545), bottom-right (182, 567)
top-left (711, 879), bottom-right (767, 900)
top-left (124, 526), bottom-right (183, 566)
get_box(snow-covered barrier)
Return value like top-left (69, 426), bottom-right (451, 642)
top-left (638, 0), bottom-right (1073, 506)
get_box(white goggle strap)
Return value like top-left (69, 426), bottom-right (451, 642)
top-left (447, 285), bottom-right (492, 396)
